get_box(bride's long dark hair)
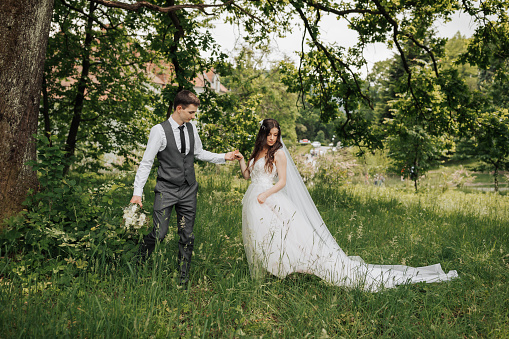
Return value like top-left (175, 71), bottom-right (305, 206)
top-left (248, 119), bottom-right (283, 173)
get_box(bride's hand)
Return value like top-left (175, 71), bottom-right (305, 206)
top-left (233, 149), bottom-right (243, 160)
top-left (257, 193), bottom-right (267, 204)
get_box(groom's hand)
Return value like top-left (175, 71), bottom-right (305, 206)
top-left (130, 195), bottom-right (143, 208)
top-left (224, 151), bottom-right (236, 161)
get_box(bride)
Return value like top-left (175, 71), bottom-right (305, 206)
top-left (234, 119), bottom-right (457, 292)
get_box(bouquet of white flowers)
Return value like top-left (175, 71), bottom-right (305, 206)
top-left (123, 203), bottom-right (148, 230)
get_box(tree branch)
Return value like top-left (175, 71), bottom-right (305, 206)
top-left (297, 25), bottom-right (306, 106)
top-left (303, 0), bottom-right (381, 17)
top-left (231, 2), bottom-right (267, 26)
top-left (60, 0), bottom-right (110, 30)
top-left (89, 0), bottom-right (234, 13)
top-left (405, 33), bottom-right (439, 78)
top-left (292, 3), bottom-right (372, 107)
top-left (370, 0), bottom-right (424, 115)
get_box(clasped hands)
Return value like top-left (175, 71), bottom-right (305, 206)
top-left (225, 150), bottom-right (244, 161)
top-left (226, 150), bottom-right (266, 204)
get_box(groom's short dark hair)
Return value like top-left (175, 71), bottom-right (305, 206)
top-left (173, 90), bottom-right (200, 110)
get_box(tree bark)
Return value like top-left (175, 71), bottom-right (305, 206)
top-left (493, 163), bottom-right (499, 193)
top-left (0, 0), bottom-right (54, 225)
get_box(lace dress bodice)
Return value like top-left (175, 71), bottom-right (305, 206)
top-left (249, 157), bottom-right (277, 187)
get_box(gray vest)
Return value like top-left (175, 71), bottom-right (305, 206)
top-left (155, 120), bottom-right (196, 190)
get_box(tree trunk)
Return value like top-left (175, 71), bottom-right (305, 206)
top-left (63, 1), bottom-right (96, 175)
top-left (0, 0), bottom-right (54, 225)
top-left (494, 164), bottom-right (499, 193)
top-left (41, 74), bottom-right (52, 146)
top-left (165, 0), bottom-right (185, 119)
top-left (413, 158), bottom-right (419, 192)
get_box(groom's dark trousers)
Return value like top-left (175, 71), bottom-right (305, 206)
top-left (137, 120), bottom-right (197, 285)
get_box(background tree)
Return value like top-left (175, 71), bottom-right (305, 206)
top-left (456, 5), bottom-right (509, 188)
top-left (43, 0), bottom-right (158, 173)
top-left (0, 0), bottom-right (263, 222)
top-left (384, 64), bottom-right (458, 191)
top-left (273, 0), bottom-right (508, 158)
top-left (471, 109), bottom-right (509, 192)
top-left (222, 47), bottom-right (298, 141)
top-left (442, 32), bottom-right (478, 91)
top-left (198, 46), bottom-right (299, 156)
top-left (4, 0), bottom-right (509, 223)
top-left (43, 0), bottom-right (236, 173)
top-left (295, 103), bottom-right (337, 143)
top-left (197, 88), bottom-right (261, 157)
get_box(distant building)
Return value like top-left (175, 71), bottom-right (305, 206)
top-left (146, 62), bottom-right (228, 94)
top-left (193, 70), bottom-right (228, 94)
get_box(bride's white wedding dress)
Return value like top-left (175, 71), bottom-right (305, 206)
top-left (242, 152), bottom-right (458, 292)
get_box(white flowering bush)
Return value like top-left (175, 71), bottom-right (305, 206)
top-left (443, 166), bottom-right (477, 189)
top-left (291, 147), bottom-right (359, 186)
top-left (313, 152), bottom-right (358, 185)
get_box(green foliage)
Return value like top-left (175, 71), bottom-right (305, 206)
top-left (443, 32), bottom-right (478, 90)
top-left (452, 10), bottom-right (509, 189)
top-left (38, 0), bottom-right (509, 172)
top-left (42, 0), bottom-right (230, 172)
top-left (198, 87), bottom-right (261, 157)
top-left (469, 109), bottom-right (509, 191)
top-left (294, 103), bottom-right (337, 143)
top-left (148, 1), bottom-right (229, 119)
top-left (43, 0), bottom-right (159, 170)
top-left (225, 47), bottom-right (299, 142)
top-left (197, 46), bottom-right (299, 156)
top-left (315, 130), bottom-right (326, 144)
top-left (0, 135), bottom-right (145, 277)
top-left (280, 51), bottom-right (372, 147)
top-left (459, 6), bottom-right (509, 72)
top-left (384, 66), bottom-right (455, 191)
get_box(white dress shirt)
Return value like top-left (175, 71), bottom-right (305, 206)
top-left (133, 117), bottom-right (225, 196)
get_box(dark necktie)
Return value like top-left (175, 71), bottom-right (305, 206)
top-left (178, 125), bottom-right (186, 154)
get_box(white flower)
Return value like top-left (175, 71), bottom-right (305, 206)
top-left (124, 217), bottom-right (133, 227)
top-left (134, 214), bottom-right (146, 229)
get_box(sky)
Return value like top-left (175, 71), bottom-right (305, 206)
top-left (203, 11), bottom-right (478, 74)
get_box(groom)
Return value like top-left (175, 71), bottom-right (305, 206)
top-left (130, 90), bottom-right (236, 286)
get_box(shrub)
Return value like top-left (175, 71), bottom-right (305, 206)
top-left (292, 148), bottom-right (358, 186)
top-left (0, 136), bottom-right (147, 279)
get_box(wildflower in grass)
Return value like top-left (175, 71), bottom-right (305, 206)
top-left (390, 236), bottom-right (398, 247)
top-left (356, 222), bottom-right (363, 239)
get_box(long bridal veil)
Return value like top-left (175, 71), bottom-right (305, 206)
top-left (277, 140), bottom-right (458, 291)
top-left (279, 140), bottom-right (343, 250)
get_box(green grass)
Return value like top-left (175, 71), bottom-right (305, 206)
top-left (294, 143), bottom-right (312, 156)
top-left (1, 169), bottom-right (509, 338)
